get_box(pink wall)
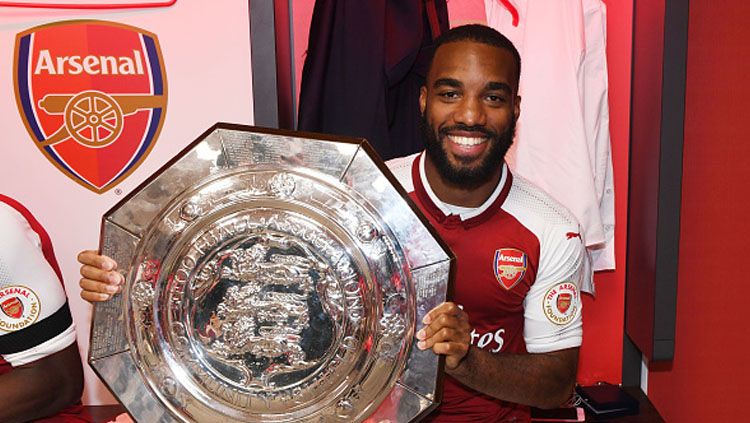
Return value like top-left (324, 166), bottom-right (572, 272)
top-left (0, 2), bottom-right (255, 404)
top-left (647, 0), bottom-right (750, 420)
top-left (292, 0), bottom-right (633, 385)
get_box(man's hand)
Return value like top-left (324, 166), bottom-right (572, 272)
top-left (77, 250), bottom-right (123, 302)
top-left (416, 302), bottom-right (472, 369)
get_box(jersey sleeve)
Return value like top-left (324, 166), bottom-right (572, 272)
top-left (385, 152), bottom-right (419, 192)
top-left (0, 204), bottom-right (76, 367)
top-left (523, 222), bottom-right (587, 353)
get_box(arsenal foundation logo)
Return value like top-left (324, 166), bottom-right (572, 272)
top-left (14, 20), bottom-right (167, 193)
top-left (0, 286), bottom-right (41, 332)
top-left (543, 282), bottom-right (579, 326)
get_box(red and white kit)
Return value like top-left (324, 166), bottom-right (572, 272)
top-left (0, 195), bottom-right (85, 421)
top-left (0, 196), bottom-right (75, 366)
top-left (388, 154), bottom-right (585, 422)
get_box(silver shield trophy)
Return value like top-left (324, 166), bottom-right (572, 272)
top-left (90, 124), bottom-right (454, 422)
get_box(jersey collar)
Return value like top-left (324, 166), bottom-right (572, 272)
top-left (411, 153), bottom-right (513, 228)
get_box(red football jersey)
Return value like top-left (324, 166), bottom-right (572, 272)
top-left (388, 154), bottom-right (586, 422)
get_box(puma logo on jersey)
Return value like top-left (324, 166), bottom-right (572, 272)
top-left (566, 232), bottom-right (581, 240)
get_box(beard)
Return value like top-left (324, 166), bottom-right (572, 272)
top-left (420, 113), bottom-right (516, 189)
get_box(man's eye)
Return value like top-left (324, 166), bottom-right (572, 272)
top-left (486, 95), bottom-right (507, 103)
top-left (439, 91), bottom-right (459, 99)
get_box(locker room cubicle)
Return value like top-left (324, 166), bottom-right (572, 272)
top-left (6, 1), bottom-right (745, 422)
top-left (0, 0), bottom-right (631, 407)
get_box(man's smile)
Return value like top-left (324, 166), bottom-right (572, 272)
top-left (448, 135), bottom-right (488, 146)
top-left (444, 132), bottom-right (491, 160)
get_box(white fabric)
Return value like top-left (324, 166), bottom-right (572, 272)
top-left (2, 326), bottom-right (76, 367)
top-left (502, 176), bottom-right (585, 352)
top-left (485, 0), bottom-right (615, 276)
top-left (386, 153), bottom-right (418, 192)
top-left (0, 203), bottom-right (76, 367)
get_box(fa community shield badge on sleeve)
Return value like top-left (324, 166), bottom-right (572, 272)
top-left (13, 20), bottom-right (167, 194)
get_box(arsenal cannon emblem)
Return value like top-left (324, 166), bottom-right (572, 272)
top-left (14, 20), bottom-right (167, 193)
top-left (89, 124), bottom-right (453, 422)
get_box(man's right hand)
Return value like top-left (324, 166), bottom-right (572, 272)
top-left (77, 250), bottom-right (123, 302)
top-left (416, 302), bottom-right (472, 370)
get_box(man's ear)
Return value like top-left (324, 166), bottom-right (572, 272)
top-left (419, 86), bottom-right (427, 115)
top-left (514, 95), bottom-right (521, 120)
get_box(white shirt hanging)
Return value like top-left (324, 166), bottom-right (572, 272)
top-left (485, 0), bottom-right (615, 281)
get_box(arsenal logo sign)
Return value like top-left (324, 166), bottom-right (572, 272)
top-left (13, 20), bottom-right (167, 193)
top-left (493, 248), bottom-right (527, 290)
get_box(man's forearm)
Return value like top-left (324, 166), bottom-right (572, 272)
top-left (446, 346), bottom-right (579, 409)
top-left (0, 343), bottom-right (84, 423)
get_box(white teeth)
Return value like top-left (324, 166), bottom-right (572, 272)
top-left (448, 136), bottom-right (486, 146)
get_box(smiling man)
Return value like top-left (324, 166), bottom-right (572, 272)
top-left (387, 25), bottom-right (587, 422)
top-left (76, 24), bottom-right (586, 423)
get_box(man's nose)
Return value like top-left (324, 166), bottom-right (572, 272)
top-left (454, 97), bottom-right (486, 127)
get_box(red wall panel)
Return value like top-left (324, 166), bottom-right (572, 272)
top-left (625, 0), bottom-right (665, 361)
top-left (647, 0), bottom-right (750, 420)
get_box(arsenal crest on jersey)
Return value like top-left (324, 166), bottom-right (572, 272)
top-left (543, 282), bottom-right (579, 326)
top-left (14, 20), bottom-right (167, 193)
top-left (556, 293), bottom-right (572, 313)
top-left (493, 248), bottom-right (527, 290)
top-left (1, 298), bottom-right (23, 319)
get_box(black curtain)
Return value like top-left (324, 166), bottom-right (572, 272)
top-left (297, 0), bottom-right (449, 161)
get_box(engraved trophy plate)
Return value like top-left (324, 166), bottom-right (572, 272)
top-left (90, 124), bottom-right (454, 422)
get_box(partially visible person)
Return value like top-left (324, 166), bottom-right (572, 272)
top-left (0, 194), bottom-right (89, 423)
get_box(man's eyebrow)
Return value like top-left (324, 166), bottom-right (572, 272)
top-left (433, 78), bottom-right (462, 89)
top-left (486, 81), bottom-right (513, 94)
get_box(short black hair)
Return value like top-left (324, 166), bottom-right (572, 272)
top-left (429, 24), bottom-right (521, 88)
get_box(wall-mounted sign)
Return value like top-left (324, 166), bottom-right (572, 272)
top-left (14, 20), bottom-right (167, 193)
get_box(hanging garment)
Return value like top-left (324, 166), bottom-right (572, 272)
top-left (298, 0), bottom-right (449, 161)
top-left (485, 0), bottom-right (615, 277)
